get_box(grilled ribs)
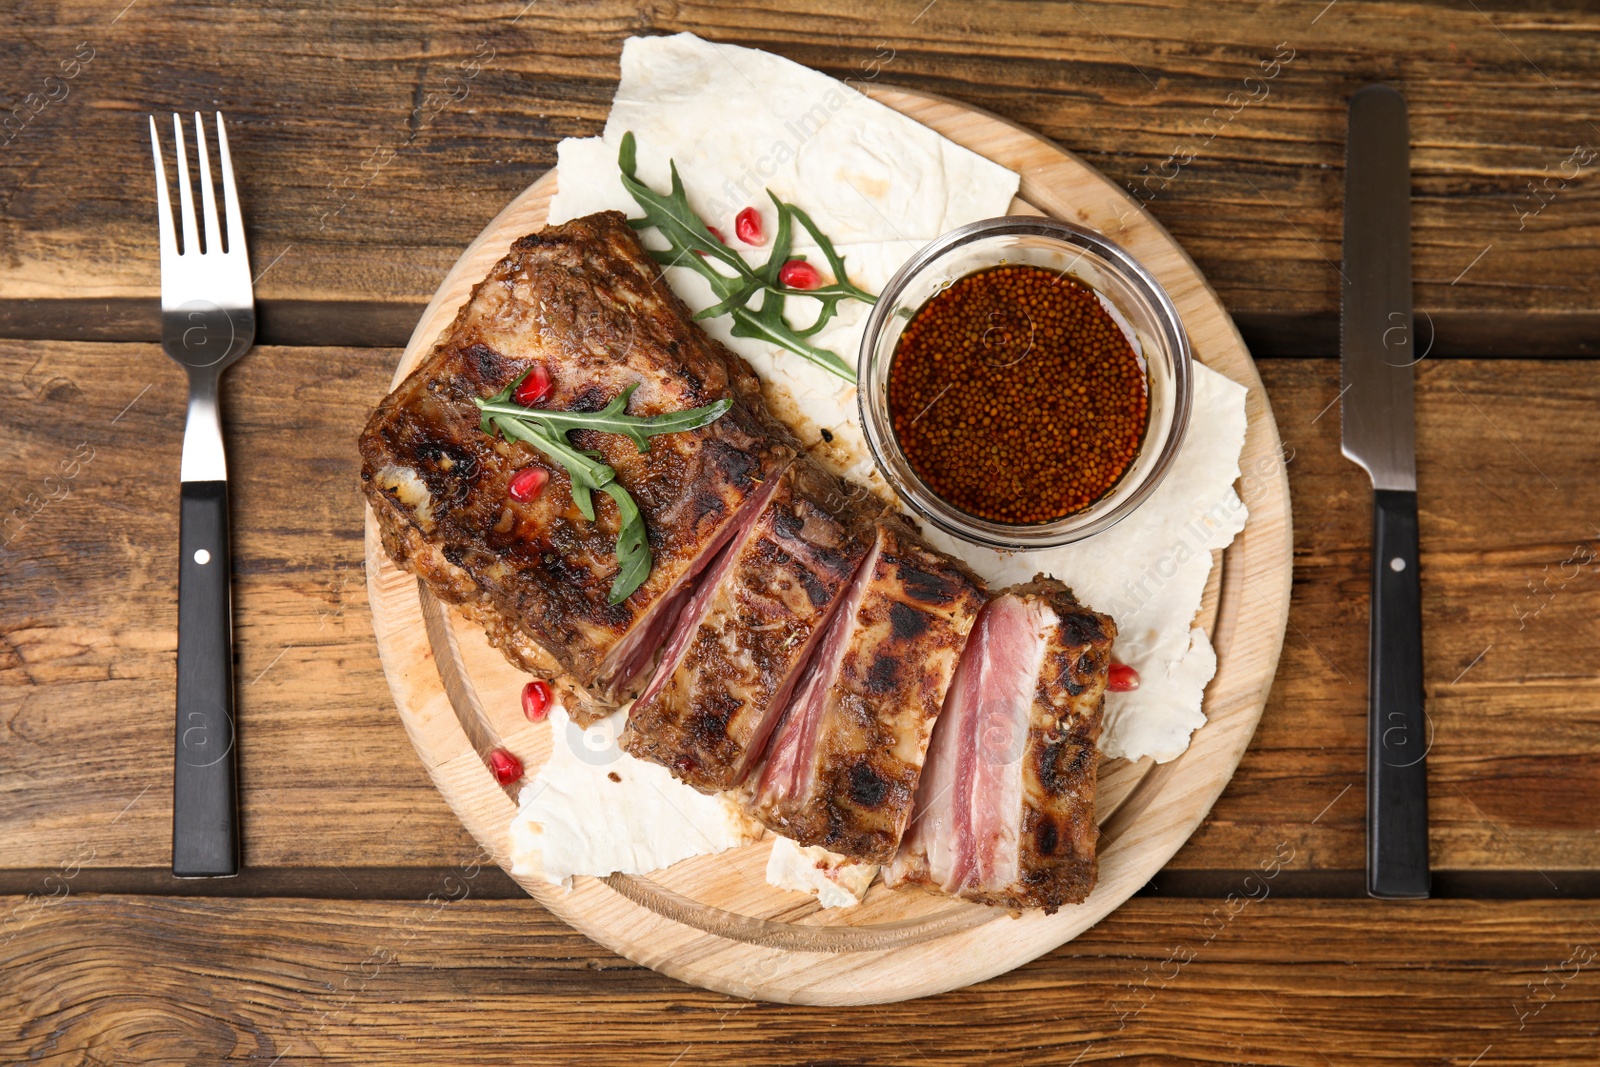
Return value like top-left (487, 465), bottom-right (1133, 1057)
top-left (360, 209), bottom-right (1121, 909)
top-left (887, 578), bottom-right (1115, 912)
top-left (621, 460), bottom-right (876, 793)
top-left (360, 212), bottom-right (792, 716)
top-left (748, 515), bottom-right (987, 863)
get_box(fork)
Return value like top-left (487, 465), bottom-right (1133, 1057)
top-left (149, 112), bottom-right (256, 878)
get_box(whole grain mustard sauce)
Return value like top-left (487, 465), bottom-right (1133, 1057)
top-left (886, 265), bottom-right (1150, 526)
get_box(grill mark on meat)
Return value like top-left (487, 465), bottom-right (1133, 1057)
top-left (1057, 610), bottom-right (1111, 648)
top-left (467, 341), bottom-right (511, 380)
top-left (568, 385), bottom-right (610, 413)
top-left (847, 761), bottom-right (890, 808)
top-left (690, 490), bottom-right (727, 526)
top-left (1036, 736), bottom-right (1093, 796)
top-left (1035, 819), bottom-right (1059, 858)
top-left (888, 602), bottom-right (929, 640)
top-left (897, 561), bottom-right (963, 606)
top-left (793, 558), bottom-right (833, 608)
top-left (688, 690), bottom-right (741, 748)
top-left (863, 654), bottom-right (899, 694)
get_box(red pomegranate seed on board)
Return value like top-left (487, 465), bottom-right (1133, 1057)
top-left (521, 679), bottom-right (552, 722)
top-left (507, 466), bottom-right (549, 503)
top-left (778, 259), bottom-right (822, 290)
top-left (1107, 663), bottom-right (1141, 692)
top-left (488, 747), bottom-right (523, 785)
top-left (735, 207), bottom-right (764, 245)
top-left (513, 364), bottom-right (552, 406)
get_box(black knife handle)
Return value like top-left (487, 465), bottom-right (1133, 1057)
top-left (173, 480), bottom-right (239, 878)
top-left (1368, 488), bottom-right (1430, 898)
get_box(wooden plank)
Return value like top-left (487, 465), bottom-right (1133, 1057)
top-left (1, 1), bottom-right (1598, 328)
top-left (3, 895), bottom-right (1598, 1064)
top-left (3, 343), bottom-right (1597, 876)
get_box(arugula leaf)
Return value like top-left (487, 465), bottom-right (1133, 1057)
top-left (478, 383), bottom-right (732, 454)
top-left (601, 482), bottom-right (649, 605)
top-left (756, 188), bottom-right (794, 287)
top-left (729, 297), bottom-right (856, 380)
top-left (616, 132), bottom-right (876, 382)
top-left (620, 132), bottom-right (755, 285)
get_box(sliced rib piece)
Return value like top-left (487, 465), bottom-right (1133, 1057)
top-left (360, 212), bottom-right (793, 717)
top-left (749, 515), bottom-right (986, 863)
top-left (887, 577), bottom-right (1115, 912)
top-left (622, 460), bottom-right (875, 793)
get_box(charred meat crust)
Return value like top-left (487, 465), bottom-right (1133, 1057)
top-left (622, 459), bottom-right (877, 793)
top-left (751, 514), bottom-right (987, 863)
top-left (359, 212), bottom-right (794, 708)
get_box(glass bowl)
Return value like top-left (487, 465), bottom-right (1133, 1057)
top-left (857, 215), bottom-right (1193, 549)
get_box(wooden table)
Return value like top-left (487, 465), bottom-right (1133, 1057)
top-left (3, 3), bottom-right (1597, 1063)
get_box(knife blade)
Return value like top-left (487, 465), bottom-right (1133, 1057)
top-left (1340, 83), bottom-right (1430, 899)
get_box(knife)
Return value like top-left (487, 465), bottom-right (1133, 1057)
top-left (1340, 84), bottom-right (1430, 899)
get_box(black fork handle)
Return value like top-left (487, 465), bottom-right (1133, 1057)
top-left (172, 479), bottom-right (239, 877)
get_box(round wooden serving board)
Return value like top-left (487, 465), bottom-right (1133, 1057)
top-left (363, 87), bottom-right (1293, 1005)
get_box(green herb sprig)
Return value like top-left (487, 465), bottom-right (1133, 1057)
top-left (476, 374), bottom-right (732, 605)
top-left (617, 130), bottom-right (875, 382)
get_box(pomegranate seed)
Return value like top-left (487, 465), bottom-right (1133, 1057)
top-left (778, 260), bottom-right (822, 290)
top-left (513, 364), bottom-right (552, 406)
top-left (735, 207), bottom-right (764, 245)
top-left (488, 747), bottom-right (523, 785)
top-left (507, 466), bottom-right (549, 503)
top-left (1107, 663), bottom-right (1141, 692)
top-left (521, 679), bottom-right (552, 722)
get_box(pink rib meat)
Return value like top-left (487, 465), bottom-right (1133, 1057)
top-left (755, 537), bottom-right (882, 803)
top-left (905, 595), bottom-right (1050, 894)
top-left (888, 578), bottom-right (1115, 912)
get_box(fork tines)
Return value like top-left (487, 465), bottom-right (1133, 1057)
top-left (148, 112), bottom-right (248, 264)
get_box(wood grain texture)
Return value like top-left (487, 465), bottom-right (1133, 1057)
top-left (1178, 357), bottom-right (1600, 877)
top-left (354, 89), bottom-right (1290, 1003)
top-left (4, 894), bottom-right (1599, 1065)
top-left (2, 1), bottom-right (1597, 332)
top-left (3, 346), bottom-right (1596, 878)
top-left (0, 341), bottom-right (480, 870)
